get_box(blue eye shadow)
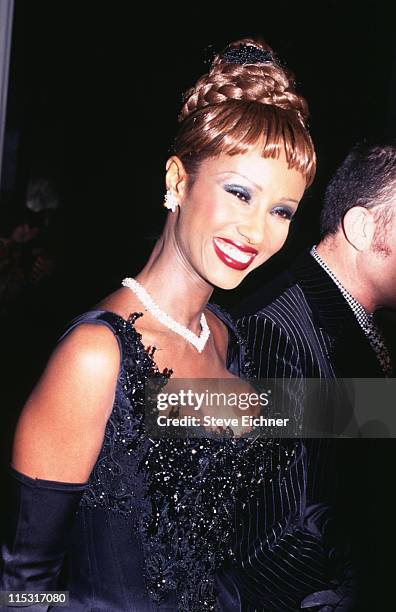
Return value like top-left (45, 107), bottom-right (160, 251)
top-left (224, 184), bottom-right (251, 201)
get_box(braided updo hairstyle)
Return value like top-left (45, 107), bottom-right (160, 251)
top-left (174, 38), bottom-right (316, 187)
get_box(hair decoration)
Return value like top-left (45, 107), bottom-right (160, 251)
top-left (222, 44), bottom-right (274, 66)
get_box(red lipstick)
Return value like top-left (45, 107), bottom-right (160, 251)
top-left (213, 237), bottom-right (258, 271)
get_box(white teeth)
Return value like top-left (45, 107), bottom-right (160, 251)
top-left (214, 239), bottom-right (254, 264)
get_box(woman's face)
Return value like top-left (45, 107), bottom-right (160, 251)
top-left (172, 146), bottom-right (307, 289)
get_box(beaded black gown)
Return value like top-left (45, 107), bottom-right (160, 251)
top-left (1, 304), bottom-right (352, 611)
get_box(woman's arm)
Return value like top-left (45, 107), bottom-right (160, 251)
top-left (12, 323), bottom-right (120, 482)
top-left (1, 323), bottom-right (121, 597)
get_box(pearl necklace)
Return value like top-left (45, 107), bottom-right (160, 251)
top-left (122, 277), bottom-right (211, 353)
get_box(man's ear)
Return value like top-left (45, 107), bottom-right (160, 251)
top-left (342, 206), bottom-right (375, 251)
top-left (165, 156), bottom-right (188, 205)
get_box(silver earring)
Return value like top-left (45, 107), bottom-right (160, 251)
top-left (163, 189), bottom-right (178, 213)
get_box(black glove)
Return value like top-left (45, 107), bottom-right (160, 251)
top-left (0, 466), bottom-right (86, 609)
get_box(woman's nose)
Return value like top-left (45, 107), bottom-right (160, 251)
top-left (237, 216), bottom-right (266, 246)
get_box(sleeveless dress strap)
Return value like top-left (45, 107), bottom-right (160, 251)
top-left (207, 302), bottom-right (254, 378)
top-left (58, 310), bottom-right (127, 362)
top-left (58, 305), bottom-right (253, 378)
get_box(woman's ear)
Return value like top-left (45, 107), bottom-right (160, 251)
top-left (165, 156), bottom-right (189, 205)
top-left (342, 206), bottom-right (375, 251)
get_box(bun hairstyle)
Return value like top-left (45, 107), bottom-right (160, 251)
top-left (174, 38), bottom-right (316, 187)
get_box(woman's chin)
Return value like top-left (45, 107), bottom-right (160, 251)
top-left (209, 272), bottom-right (248, 291)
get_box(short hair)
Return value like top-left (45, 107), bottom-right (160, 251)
top-left (320, 143), bottom-right (396, 239)
top-left (173, 38), bottom-right (316, 188)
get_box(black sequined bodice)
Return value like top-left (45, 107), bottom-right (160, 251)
top-left (60, 305), bottom-right (303, 612)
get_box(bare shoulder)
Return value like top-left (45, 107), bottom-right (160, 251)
top-left (12, 322), bottom-right (122, 482)
top-left (34, 321), bottom-right (122, 425)
top-left (53, 321), bottom-right (121, 374)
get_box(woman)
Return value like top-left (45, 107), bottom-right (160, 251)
top-left (1, 39), bottom-right (317, 610)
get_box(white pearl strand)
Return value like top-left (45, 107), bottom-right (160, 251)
top-left (122, 277), bottom-right (211, 353)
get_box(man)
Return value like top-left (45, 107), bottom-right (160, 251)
top-left (234, 143), bottom-right (396, 611)
top-left (238, 143), bottom-right (395, 380)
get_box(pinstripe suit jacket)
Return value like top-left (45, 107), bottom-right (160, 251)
top-left (229, 252), bottom-right (386, 611)
top-left (236, 251), bottom-right (383, 380)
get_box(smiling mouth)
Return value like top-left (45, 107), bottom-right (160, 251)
top-left (213, 237), bottom-right (258, 270)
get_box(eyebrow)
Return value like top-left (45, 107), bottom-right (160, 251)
top-left (217, 171), bottom-right (263, 191)
top-left (217, 171), bottom-right (300, 204)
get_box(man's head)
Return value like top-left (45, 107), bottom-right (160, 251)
top-left (320, 143), bottom-right (396, 246)
top-left (317, 144), bottom-right (396, 310)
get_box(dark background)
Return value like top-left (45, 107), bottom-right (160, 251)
top-left (2, 0), bottom-right (394, 394)
top-left (0, 2), bottom-right (395, 606)
top-left (2, 0), bottom-right (396, 305)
